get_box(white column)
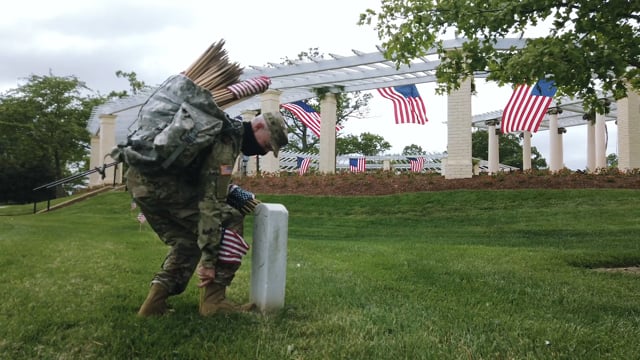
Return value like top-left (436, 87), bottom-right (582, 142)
top-left (586, 115), bottom-right (596, 172)
top-left (250, 203), bottom-right (288, 313)
top-left (89, 135), bottom-right (101, 187)
top-left (98, 114), bottom-right (121, 185)
top-left (486, 120), bottom-right (499, 174)
top-left (595, 112), bottom-right (607, 169)
top-left (445, 77), bottom-right (473, 179)
top-left (319, 93), bottom-right (337, 174)
top-left (260, 90), bottom-right (282, 174)
top-left (617, 88), bottom-right (640, 171)
top-left (548, 109), bottom-right (563, 172)
top-left (382, 160), bottom-right (392, 171)
top-left (558, 127), bottom-right (566, 168)
top-left (522, 131), bottom-right (532, 171)
top-left (241, 110), bottom-right (258, 176)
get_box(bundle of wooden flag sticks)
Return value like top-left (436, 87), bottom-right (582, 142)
top-left (183, 39), bottom-right (271, 108)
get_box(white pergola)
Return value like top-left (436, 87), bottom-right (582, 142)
top-left (87, 37), bottom-right (639, 186)
top-left (472, 95), bottom-right (623, 172)
top-left (224, 38), bottom-right (525, 115)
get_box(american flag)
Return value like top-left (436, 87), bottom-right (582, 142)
top-left (281, 101), bottom-right (322, 137)
top-left (227, 76), bottom-right (271, 99)
top-left (218, 228), bottom-right (250, 264)
top-left (377, 84), bottom-right (428, 125)
top-left (349, 158), bottom-right (366, 173)
top-left (280, 101), bottom-right (342, 138)
top-left (501, 79), bottom-right (557, 134)
top-left (407, 157), bottom-right (425, 172)
top-left (136, 212), bottom-right (146, 224)
top-left (297, 156), bottom-right (311, 175)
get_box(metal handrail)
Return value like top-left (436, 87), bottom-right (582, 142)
top-left (32, 162), bottom-right (120, 213)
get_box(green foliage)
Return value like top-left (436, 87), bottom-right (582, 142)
top-left (336, 132), bottom-right (391, 155)
top-left (0, 74), bottom-right (104, 202)
top-left (472, 129), bottom-right (547, 169)
top-left (0, 159), bottom-right (57, 204)
top-left (607, 153), bottom-right (619, 168)
top-left (401, 144), bottom-right (425, 155)
top-left (359, 0), bottom-right (640, 113)
top-left (0, 70), bottom-right (146, 203)
top-left (107, 70), bottom-right (149, 98)
top-left (1, 189), bottom-right (640, 359)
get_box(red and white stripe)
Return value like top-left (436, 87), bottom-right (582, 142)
top-left (298, 157), bottom-right (311, 175)
top-left (227, 76), bottom-right (271, 99)
top-left (409, 157), bottom-right (425, 172)
top-left (280, 102), bottom-right (322, 137)
top-left (218, 228), bottom-right (250, 264)
top-left (377, 87), bottom-right (428, 125)
top-left (349, 158), bottom-right (366, 173)
top-left (137, 212), bottom-right (146, 223)
top-left (501, 84), bottom-right (554, 134)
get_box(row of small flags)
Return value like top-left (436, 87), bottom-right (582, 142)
top-left (297, 156), bottom-right (426, 175)
top-left (280, 80), bottom-right (557, 135)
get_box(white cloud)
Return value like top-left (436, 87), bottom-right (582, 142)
top-left (1, 0), bottom-right (382, 91)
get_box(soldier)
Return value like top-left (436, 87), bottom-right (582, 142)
top-left (127, 112), bottom-right (288, 316)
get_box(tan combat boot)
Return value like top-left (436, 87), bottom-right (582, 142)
top-left (137, 283), bottom-right (169, 317)
top-left (199, 283), bottom-right (254, 316)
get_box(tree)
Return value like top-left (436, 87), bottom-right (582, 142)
top-left (278, 48), bottom-right (373, 153)
top-left (607, 153), bottom-right (619, 168)
top-left (0, 74), bottom-right (103, 202)
top-left (472, 130), bottom-right (547, 169)
top-left (402, 144), bottom-right (426, 155)
top-left (107, 70), bottom-right (149, 98)
top-left (336, 132), bottom-right (391, 156)
top-left (0, 70), bottom-right (150, 203)
top-left (360, 1), bottom-right (639, 113)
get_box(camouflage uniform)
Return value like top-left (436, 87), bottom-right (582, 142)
top-left (126, 121), bottom-right (245, 296)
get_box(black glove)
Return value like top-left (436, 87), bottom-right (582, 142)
top-left (227, 185), bottom-right (261, 215)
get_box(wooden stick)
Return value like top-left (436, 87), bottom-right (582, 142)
top-left (182, 40), bottom-right (270, 109)
top-left (184, 41), bottom-right (225, 79)
top-left (184, 40), bottom-right (242, 93)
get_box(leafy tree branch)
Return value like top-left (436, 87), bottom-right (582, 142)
top-left (360, 0), bottom-right (639, 113)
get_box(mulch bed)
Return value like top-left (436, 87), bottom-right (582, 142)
top-left (235, 171), bottom-right (640, 196)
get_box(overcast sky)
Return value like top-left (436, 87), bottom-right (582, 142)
top-left (1, 0), bottom-right (618, 170)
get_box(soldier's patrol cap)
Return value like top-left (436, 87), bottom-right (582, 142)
top-left (262, 112), bottom-right (288, 157)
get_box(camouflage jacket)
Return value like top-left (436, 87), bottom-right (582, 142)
top-left (196, 121), bottom-right (244, 268)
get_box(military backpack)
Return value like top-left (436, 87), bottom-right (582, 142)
top-left (111, 74), bottom-right (239, 174)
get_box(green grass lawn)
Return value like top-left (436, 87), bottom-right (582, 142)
top-left (1, 189), bottom-right (639, 359)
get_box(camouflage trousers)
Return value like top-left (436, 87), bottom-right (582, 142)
top-left (126, 168), bottom-right (245, 296)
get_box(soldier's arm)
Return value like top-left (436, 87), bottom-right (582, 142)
top-left (196, 140), bottom-right (241, 269)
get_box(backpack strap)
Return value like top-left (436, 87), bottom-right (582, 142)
top-left (159, 117), bottom-right (205, 169)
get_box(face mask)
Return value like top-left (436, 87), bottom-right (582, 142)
top-left (241, 121), bottom-right (267, 156)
